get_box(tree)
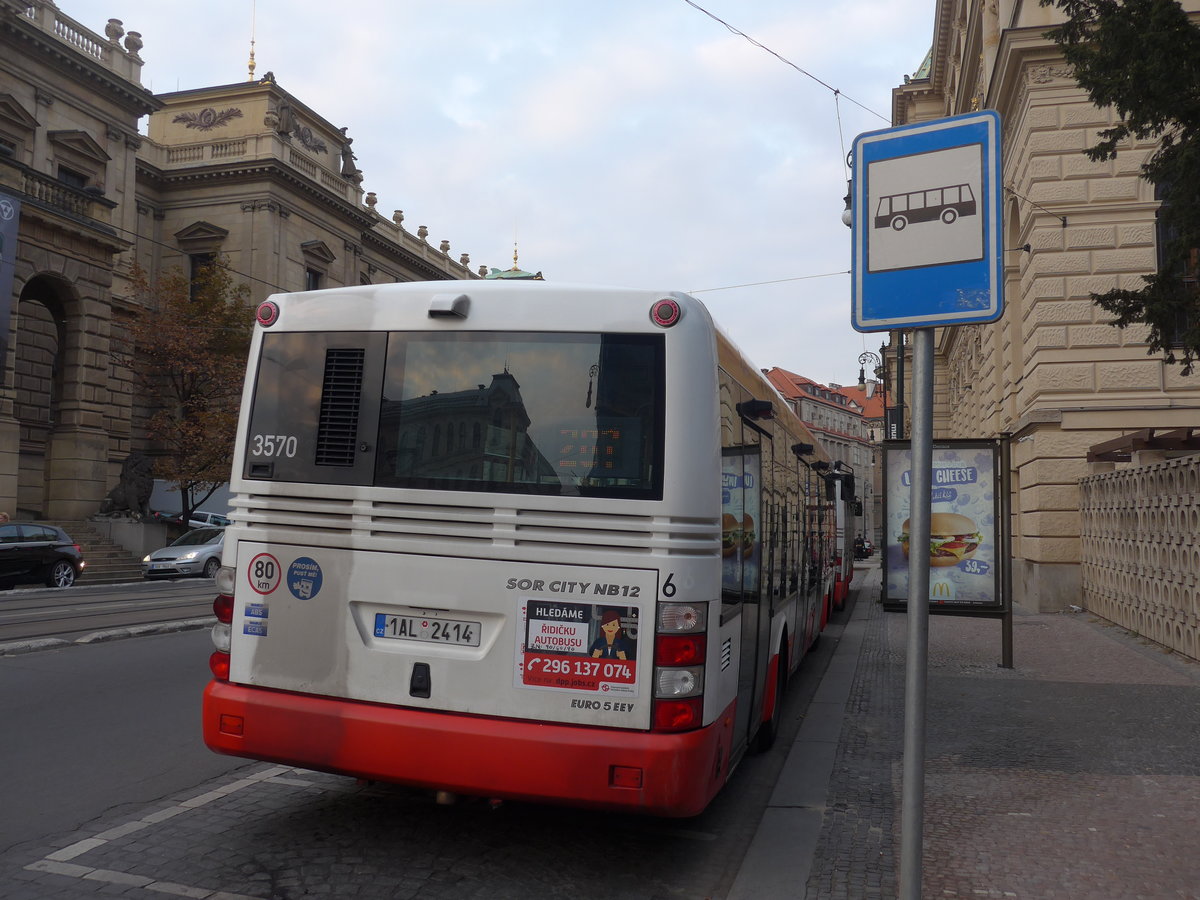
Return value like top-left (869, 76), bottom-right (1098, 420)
top-left (121, 260), bottom-right (254, 522)
top-left (1041, 0), bottom-right (1200, 373)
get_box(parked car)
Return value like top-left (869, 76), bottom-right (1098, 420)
top-left (854, 537), bottom-right (875, 560)
top-left (142, 527), bottom-right (225, 579)
top-left (151, 509), bottom-right (231, 529)
top-left (0, 522), bottom-right (85, 588)
top-left (188, 510), bottom-right (231, 529)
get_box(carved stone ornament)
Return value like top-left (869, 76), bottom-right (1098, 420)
top-left (1029, 64), bottom-right (1072, 84)
top-left (295, 125), bottom-right (327, 154)
top-left (105, 18), bottom-right (124, 42)
top-left (123, 31), bottom-right (143, 54)
top-left (173, 107), bottom-right (244, 131)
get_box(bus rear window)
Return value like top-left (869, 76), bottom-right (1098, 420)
top-left (375, 332), bottom-right (663, 499)
top-left (244, 330), bottom-right (664, 500)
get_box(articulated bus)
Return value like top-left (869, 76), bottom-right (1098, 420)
top-left (830, 469), bottom-right (857, 611)
top-left (202, 281), bottom-right (837, 817)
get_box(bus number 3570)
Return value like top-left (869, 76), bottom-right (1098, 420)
top-left (251, 434), bottom-right (298, 458)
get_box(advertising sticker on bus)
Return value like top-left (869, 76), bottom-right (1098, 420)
top-left (515, 599), bottom-right (639, 696)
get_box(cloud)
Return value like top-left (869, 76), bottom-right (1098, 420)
top-left (64, 0), bottom-right (937, 385)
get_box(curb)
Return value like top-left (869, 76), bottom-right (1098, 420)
top-left (727, 564), bottom-right (879, 899)
top-left (0, 617), bottom-right (213, 656)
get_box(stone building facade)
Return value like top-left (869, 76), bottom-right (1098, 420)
top-left (887, 0), bottom-right (1200, 612)
top-left (0, 0), bottom-right (479, 521)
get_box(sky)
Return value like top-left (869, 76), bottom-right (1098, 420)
top-left (65, 0), bottom-right (936, 388)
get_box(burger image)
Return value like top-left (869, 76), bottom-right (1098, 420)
top-left (899, 512), bottom-right (982, 567)
top-left (722, 513), bottom-right (740, 557)
top-left (741, 514), bottom-right (755, 558)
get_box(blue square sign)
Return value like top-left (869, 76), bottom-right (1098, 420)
top-left (850, 110), bottom-right (1003, 331)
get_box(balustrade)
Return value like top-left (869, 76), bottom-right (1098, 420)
top-left (1080, 456), bottom-right (1200, 661)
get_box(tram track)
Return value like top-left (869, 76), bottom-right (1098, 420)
top-left (0, 579), bottom-right (216, 646)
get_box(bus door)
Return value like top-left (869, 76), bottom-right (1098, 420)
top-left (721, 414), bottom-right (769, 750)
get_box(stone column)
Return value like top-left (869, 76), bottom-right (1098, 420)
top-left (44, 287), bottom-right (114, 520)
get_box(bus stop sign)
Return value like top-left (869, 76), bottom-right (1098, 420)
top-left (850, 110), bottom-right (1003, 332)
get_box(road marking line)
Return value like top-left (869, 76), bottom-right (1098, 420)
top-left (24, 763), bottom-right (292, 900)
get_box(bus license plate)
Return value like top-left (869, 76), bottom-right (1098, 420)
top-left (373, 613), bottom-right (481, 647)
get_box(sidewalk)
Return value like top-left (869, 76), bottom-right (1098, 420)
top-left (734, 561), bottom-right (1200, 899)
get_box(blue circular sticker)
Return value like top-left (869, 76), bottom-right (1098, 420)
top-left (287, 557), bottom-right (323, 600)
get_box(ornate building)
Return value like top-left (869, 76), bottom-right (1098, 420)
top-left (887, 0), bottom-right (1200, 612)
top-left (0, 0), bottom-right (480, 521)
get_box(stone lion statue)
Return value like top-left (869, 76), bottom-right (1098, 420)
top-left (98, 452), bottom-right (154, 518)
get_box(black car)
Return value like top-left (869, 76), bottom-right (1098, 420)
top-left (0, 522), bottom-right (86, 588)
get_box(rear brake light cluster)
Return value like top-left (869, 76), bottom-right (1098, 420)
top-left (209, 567), bottom-right (234, 681)
top-left (651, 602), bottom-right (708, 732)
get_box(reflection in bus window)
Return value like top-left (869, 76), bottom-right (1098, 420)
top-left (375, 332), bottom-right (664, 499)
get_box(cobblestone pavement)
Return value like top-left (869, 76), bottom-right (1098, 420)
top-left (805, 563), bottom-right (1200, 899)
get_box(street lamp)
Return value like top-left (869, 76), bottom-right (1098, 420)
top-left (857, 350), bottom-right (882, 392)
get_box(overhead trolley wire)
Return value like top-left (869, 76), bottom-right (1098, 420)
top-left (681, 0), bottom-right (891, 124)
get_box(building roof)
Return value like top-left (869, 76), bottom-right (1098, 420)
top-left (484, 244), bottom-right (543, 280)
top-left (764, 368), bottom-right (863, 415)
top-left (836, 383), bottom-right (886, 420)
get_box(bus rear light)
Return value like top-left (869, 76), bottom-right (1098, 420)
top-left (655, 634), bottom-right (706, 667)
top-left (215, 565), bottom-right (236, 595)
top-left (212, 622), bottom-right (231, 654)
top-left (209, 650), bottom-right (231, 681)
top-left (654, 665), bottom-right (703, 698)
top-left (256, 300), bottom-right (280, 326)
top-left (213, 592), bottom-right (234, 624)
top-left (657, 602), bottom-right (707, 633)
top-left (649, 298), bottom-right (682, 328)
top-left (652, 697), bottom-right (703, 732)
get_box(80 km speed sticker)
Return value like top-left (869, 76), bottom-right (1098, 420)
top-left (247, 552), bottom-right (281, 594)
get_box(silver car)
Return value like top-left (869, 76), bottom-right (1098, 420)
top-left (142, 527), bottom-right (224, 579)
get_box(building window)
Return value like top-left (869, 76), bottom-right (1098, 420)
top-left (1155, 182), bottom-right (1198, 347)
top-left (57, 165), bottom-right (88, 189)
top-left (305, 268), bottom-right (323, 292)
top-left (188, 253), bottom-right (218, 300)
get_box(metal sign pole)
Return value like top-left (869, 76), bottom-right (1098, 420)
top-left (899, 326), bottom-right (934, 900)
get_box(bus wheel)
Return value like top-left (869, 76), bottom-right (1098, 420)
top-left (890, 215), bottom-right (907, 231)
top-left (755, 644), bottom-right (787, 753)
top-left (941, 208), bottom-right (958, 224)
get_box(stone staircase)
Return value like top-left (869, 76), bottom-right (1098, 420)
top-left (58, 520), bottom-right (146, 585)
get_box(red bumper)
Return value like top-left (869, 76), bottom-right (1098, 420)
top-left (203, 681), bottom-right (734, 817)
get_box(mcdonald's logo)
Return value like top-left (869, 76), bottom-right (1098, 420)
top-left (930, 581), bottom-right (955, 603)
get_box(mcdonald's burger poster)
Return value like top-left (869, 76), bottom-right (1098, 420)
top-left (885, 444), bottom-right (1000, 607)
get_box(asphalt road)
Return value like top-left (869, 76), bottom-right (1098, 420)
top-left (0, 628), bottom-right (246, 855)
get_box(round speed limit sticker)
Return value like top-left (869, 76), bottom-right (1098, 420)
top-left (247, 552), bottom-right (282, 594)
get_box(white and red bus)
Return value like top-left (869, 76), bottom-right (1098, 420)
top-left (203, 281), bottom-right (836, 817)
top-left (830, 467), bottom-right (857, 610)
